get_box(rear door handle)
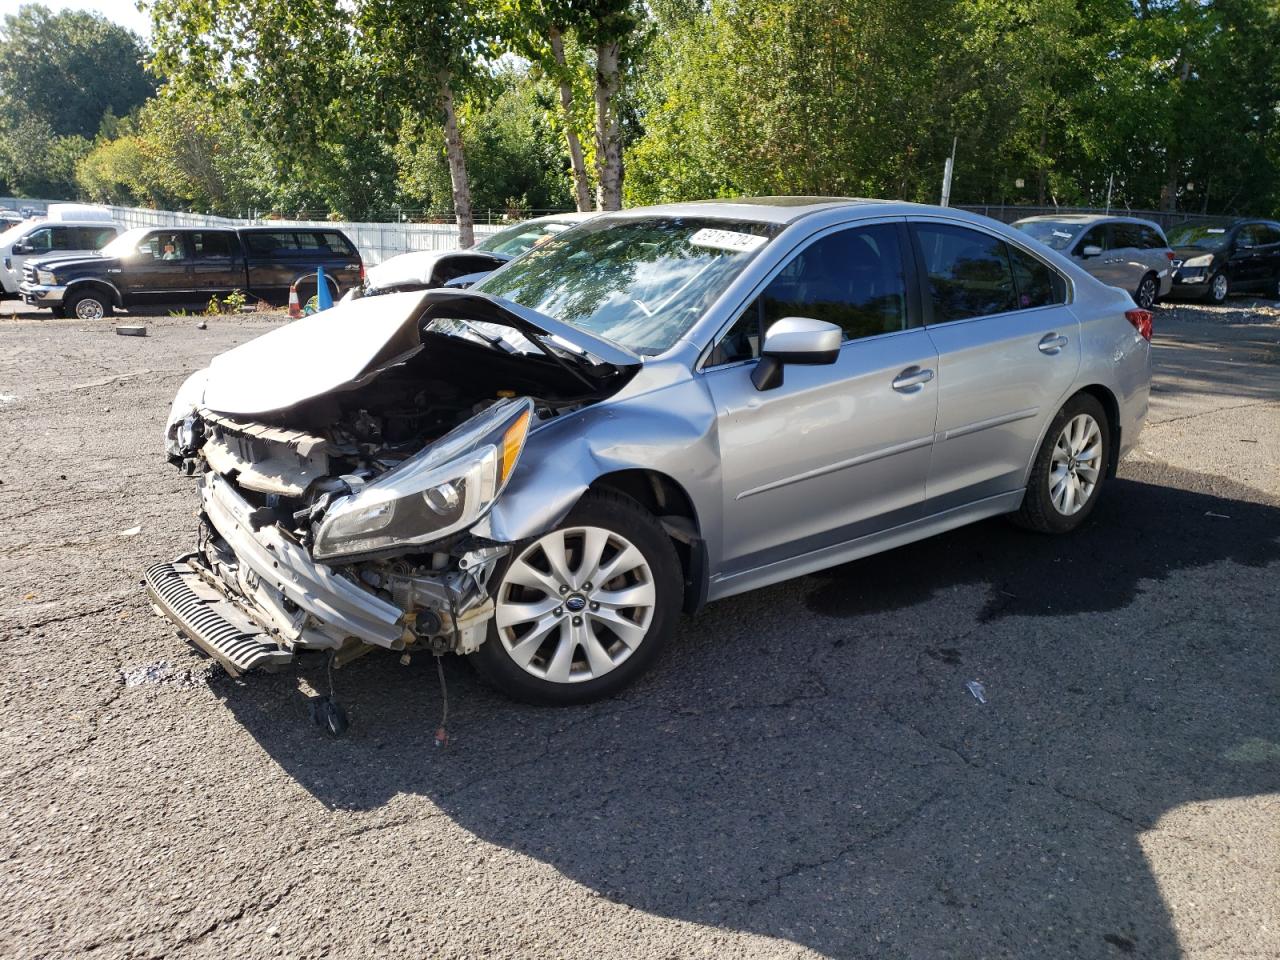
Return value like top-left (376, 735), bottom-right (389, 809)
top-left (892, 366), bottom-right (934, 392)
top-left (1038, 333), bottom-right (1068, 354)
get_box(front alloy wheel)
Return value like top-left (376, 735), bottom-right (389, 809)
top-left (472, 491), bottom-right (681, 704)
top-left (67, 290), bottom-right (112, 320)
top-left (1135, 275), bottom-right (1158, 310)
top-left (1207, 272), bottom-right (1229, 304)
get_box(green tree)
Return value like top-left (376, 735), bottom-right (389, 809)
top-left (0, 116), bottom-right (90, 197)
top-left (0, 4), bottom-right (155, 138)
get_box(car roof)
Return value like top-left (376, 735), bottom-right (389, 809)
top-left (602, 197), bottom-right (907, 225)
top-left (1013, 213), bottom-right (1161, 228)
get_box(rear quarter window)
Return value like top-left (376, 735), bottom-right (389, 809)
top-left (319, 232), bottom-right (356, 256)
top-left (243, 231), bottom-right (301, 256)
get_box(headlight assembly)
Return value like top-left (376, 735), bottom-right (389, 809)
top-left (313, 397), bottom-right (533, 560)
top-left (1181, 254), bottom-right (1213, 269)
top-left (37, 269), bottom-right (56, 284)
top-left (164, 369), bottom-right (210, 457)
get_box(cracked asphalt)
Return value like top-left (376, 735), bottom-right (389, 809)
top-left (1, 298), bottom-right (1277, 960)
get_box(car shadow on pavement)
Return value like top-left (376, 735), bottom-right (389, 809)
top-left (219, 461), bottom-right (1279, 958)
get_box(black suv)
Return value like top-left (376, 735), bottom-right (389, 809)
top-left (1166, 218), bottom-right (1280, 303)
top-left (19, 225), bottom-right (363, 319)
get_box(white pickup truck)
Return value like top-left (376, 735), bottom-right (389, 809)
top-left (0, 204), bottom-right (121, 297)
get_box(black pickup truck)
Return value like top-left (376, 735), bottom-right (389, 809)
top-left (20, 225), bottom-right (363, 319)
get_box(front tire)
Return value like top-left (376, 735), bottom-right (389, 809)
top-left (1134, 273), bottom-right (1158, 310)
top-left (1013, 394), bottom-right (1111, 534)
top-left (65, 288), bottom-right (113, 320)
top-left (471, 490), bottom-right (682, 705)
top-left (1205, 271), bottom-right (1229, 304)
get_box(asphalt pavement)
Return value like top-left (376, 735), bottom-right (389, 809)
top-left (1, 298), bottom-right (1277, 959)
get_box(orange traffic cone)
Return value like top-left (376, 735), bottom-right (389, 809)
top-left (287, 282), bottom-right (301, 319)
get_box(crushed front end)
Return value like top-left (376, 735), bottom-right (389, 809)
top-left (145, 291), bottom-right (630, 677)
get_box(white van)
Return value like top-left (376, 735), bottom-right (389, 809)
top-left (0, 206), bottom-right (121, 296)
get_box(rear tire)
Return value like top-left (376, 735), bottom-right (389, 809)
top-left (1134, 273), bottom-right (1158, 310)
top-left (470, 490), bottom-right (682, 705)
top-left (1013, 394), bottom-right (1111, 535)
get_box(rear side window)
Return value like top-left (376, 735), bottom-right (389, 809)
top-left (1138, 226), bottom-right (1167, 249)
top-left (1076, 225), bottom-right (1108, 253)
top-left (1007, 245), bottom-right (1067, 309)
top-left (319, 231), bottom-right (356, 255)
top-left (243, 231), bottom-right (301, 255)
top-left (75, 226), bottom-right (117, 249)
top-left (913, 223), bottom-right (1017, 322)
top-left (1111, 223), bottom-right (1144, 249)
top-left (190, 232), bottom-right (235, 257)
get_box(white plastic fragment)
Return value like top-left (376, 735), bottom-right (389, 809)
top-left (966, 679), bottom-right (987, 704)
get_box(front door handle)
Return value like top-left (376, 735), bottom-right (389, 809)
top-left (892, 366), bottom-right (935, 392)
top-left (1038, 333), bottom-right (1068, 354)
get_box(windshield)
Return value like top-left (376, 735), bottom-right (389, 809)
top-left (1166, 223), bottom-right (1231, 250)
top-left (473, 216), bottom-right (780, 354)
top-left (476, 218), bottom-right (581, 256)
top-left (1013, 220), bottom-right (1086, 251)
top-left (100, 228), bottom-right (151, 258)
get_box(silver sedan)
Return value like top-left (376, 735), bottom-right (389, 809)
top-left (151, 199), bottom-right (1152, 716)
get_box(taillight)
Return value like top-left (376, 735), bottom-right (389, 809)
top-left (1125, 308), bottom-right (1153, 341)
top-left (359, 261), bottom-right (367, 283)
top-left (1165, 250), bottom-right (1175, 261)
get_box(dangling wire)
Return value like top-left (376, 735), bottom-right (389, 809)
top-left (433, 655), bottom-right (449, 749)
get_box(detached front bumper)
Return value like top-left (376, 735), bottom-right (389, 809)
top-left (19, 282), bottom-right (65, 307)
top-left (147, 472), bottom-right (501, 674)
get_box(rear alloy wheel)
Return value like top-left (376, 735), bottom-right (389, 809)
top-left (66, 289), bottom-right (112, 320)
top-left (1206, 271), bottom-right (1229, 304)
top-left (1135, 274), bottom-right (1158, 310)
top-left (471, 491), bottom-right (681, 705)
top-left (1013, 394), bottom-right (1110, 534)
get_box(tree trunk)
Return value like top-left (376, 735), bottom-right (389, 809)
top-left (438, 71), bottom-right (475, 248)
top-left (549, 25), bottom-right (593, 213)
top-left (593, 41), bottom-right (623, 211)
top-left (1162, 57), bottom-right (1193, 213)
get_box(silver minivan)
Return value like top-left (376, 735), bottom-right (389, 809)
top-left (1013, 214), bottom-right (1173, 309)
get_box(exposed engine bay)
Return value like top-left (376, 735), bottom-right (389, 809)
top-left (151, 291), bottom-right (637, 679)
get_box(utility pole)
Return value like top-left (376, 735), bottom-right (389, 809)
top-left (1105, 173), bottom-right (1114, 214)
top-left (940, 136), bottom-right (957, 207)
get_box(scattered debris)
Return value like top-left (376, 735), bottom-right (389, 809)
top-left (70, 370), bottom-right (150, 391)
top-left (196, 320), bottom-right (208, 330)
top-left (115, 324), bottom-right (148, 337)
top-left (965, 679), bottom-right (988, 704)
top-left (119, 526), bottom-right (141, 537)
top-left (1204, 511), bottom-right (1231, 519)
top-left (0, 394), bottom-right (16, 406)
top-left (119, 660), bottom-right (213, 689)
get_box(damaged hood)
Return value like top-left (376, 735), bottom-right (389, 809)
top-left (200, 288), bottom-right (640, 417)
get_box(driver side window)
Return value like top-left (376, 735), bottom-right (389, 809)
top-left (707, 223), bottom-right (909, 366)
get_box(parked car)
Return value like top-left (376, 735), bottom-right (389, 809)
top-left (149, 198), bottom-right (1151, 725)
top-left (1164, 218), bottom-right (1280, 303)
top-left (20, 225), bottom-right (363, 319)
top-left (353, 213), bottom-right (595, 298)
top-left (1012, 214), bottom-right (1173, 309)
top-left (0, 205), bottom-right (120, 298)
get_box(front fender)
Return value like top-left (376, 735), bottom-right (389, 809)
top-left (474, 372), bottom-right (723, 549)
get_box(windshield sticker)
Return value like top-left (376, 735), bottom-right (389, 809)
top-left (689, 228), bottom-right (767, 253)
top-left (1206, 228), bottom-right (1226, 233)
top-left (1052, 230), bottom-right (1073, 239)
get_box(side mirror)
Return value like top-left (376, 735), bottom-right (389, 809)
top-left (751, 316), bottom-right (841, 391)
top-left (1080, 244), bottom-right (1103, 258)
top-left (12, 242), bottom-right (32, 255)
